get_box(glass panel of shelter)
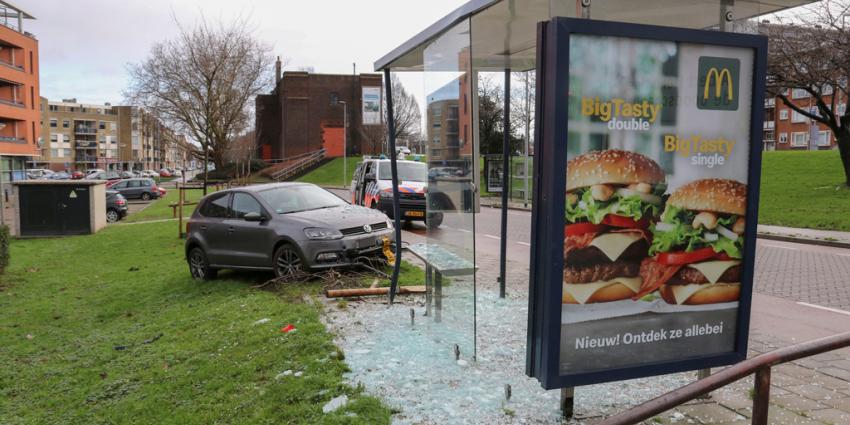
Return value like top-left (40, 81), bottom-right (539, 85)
top-left (417, 17), bottom-right (478, 360)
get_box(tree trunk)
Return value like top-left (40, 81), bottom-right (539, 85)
top-left (837, 128), bottom-right (850, 187)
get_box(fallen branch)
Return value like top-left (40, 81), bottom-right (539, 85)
top-left (325, 285), bottom-right (426, 298)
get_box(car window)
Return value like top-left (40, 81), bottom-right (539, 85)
top-left (112, 181), bottom-right (127, 189)
top-left (231, 193), bottom-right (262, 219)
top-left (144, 179), bottom-right (154, 187)
top-left (379, 162), bottom-right (427, 182)
top-left (200, 193), bottom-right (230, 218)
top-left (128, 180), bottom-right (141, 188)
top-left (259, 185), bottom-right (347, 214)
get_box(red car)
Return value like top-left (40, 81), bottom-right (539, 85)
top-left (159, 169), bottom-right (172, 177)
top-left (71, 171), bottom-right (85, 179)
top-left (157, 186), bottom-right (167, 197)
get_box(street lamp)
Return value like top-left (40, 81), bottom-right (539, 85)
top-left (331, 95), bottom-right (348, 187)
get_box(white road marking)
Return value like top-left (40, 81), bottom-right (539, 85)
top-left (482, 234), bottom-right (501, 240)
top-left (457, 229), bottom-right (472, 233)
top-left (835, 253), bottom-right (850, 258)
top-left (517, 242), bottom-right (531, 247)
top-left (761, 244), bottom-right (798, 251)
top-left (797, 302), bottom-right (850, 316)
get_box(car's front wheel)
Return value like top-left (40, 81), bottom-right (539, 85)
top-left (188, 247), bottom-right (217, 281)
top-left (274, 244), bottom-right (304, 279)
top-left (106, 208), bottom-right (120, 223)
top-left (141, 192), bottom-right (152, 201)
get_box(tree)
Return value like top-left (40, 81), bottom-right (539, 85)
top-left (125, 16), bottom-right (274, 175)
top-left (362, 75), bottom-right (422, 154)
top-left (765, 0), bottom-right (850, 185)
top-left (478, 74), bottom-right (523, 155)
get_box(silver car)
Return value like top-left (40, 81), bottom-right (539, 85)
top-left (184, 182), bottom-right (393, 280)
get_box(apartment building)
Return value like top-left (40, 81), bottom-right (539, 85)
top-left (0, 2), bottom-right (38, 182)
top-left (39, 99), bottom-right (185, 171)
top-left (763, 87), bottom-right (846, 151)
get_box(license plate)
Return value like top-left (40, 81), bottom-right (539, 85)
top-left (405, 211), bottom-right (425, 217)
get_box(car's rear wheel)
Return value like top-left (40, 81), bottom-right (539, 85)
top-left (188, 247), bottom-right (217, 281)
top-left (426, 212), bottom-right (443, 229)
top-left (106, 208), bottom-right (120, 223)
top-left (274, 244), bottom-right (304, 279)
top-left (141, 192), bottom-right (152, 201)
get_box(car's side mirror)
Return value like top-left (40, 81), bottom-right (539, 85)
top-left (243, 212), bottom-right (266, 222)
top-left (365, 172), bottom-right (376, 181)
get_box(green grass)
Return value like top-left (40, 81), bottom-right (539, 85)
top-left (0, 221), bottom-right (393, 424)
top-left (759, 150), bottom-right (850, 231)
top-left (296, 157), bottom-right (363, 188)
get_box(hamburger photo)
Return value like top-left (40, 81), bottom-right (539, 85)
top-left (563, 150), bottom-right (666, 304)
top-left (634, 178), bottom-right (747, 305)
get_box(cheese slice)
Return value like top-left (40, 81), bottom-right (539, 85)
top-left (670, 282), bottom-right (740, 305)
top-left (589, 232), bottom-right (643, 262)
top-left (563, 277), bottom-right (642, 304)
top-left (687, 260), bottom-right (741, 284)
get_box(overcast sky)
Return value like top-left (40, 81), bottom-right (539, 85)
top-left (26, 0), bottom-right (466, 105)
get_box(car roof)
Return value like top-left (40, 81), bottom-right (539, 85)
top-left (215, 182), bottom-right (317, 194)
top-left (366, 158), bottom-right (423, 164)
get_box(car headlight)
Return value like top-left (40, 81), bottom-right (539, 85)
top-left (304, 227), bottom-right (343, 240)
top-left (386, 219), bottom-right (393, 229)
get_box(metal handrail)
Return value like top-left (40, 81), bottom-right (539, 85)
top-left (598, 331), bottom-right (850, 425)
top-left (270, 149), bottom-right (326, 181)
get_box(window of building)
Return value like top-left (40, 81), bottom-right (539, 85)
top-left (49, 104), bottom-right (58, 111)
top-left (50, 149), bottom-right (59, 157)
top-left (779, 109), bottom-right (789, 120)
top-left (50, 134), bottom-right (58, 142)
top-left (99, 121), bottom-right (106, 130)
top-left (50, 118), bottom-right (57, 127)
top-left (64, 149), bottom-right (72, 157)
top-left (69, 107), bottom-right (76, 112)
top-left (791, 88), bottom-right (809, 99)
top-left (791, 110), bottom-right (808, 123)
top-left (791, 132), bottom-right (808, 147)
top-left (62, 120), bottom-right (69, 128)
top-left (110, 122), bottom-right (117, 131)
top-left (779, 133), bottom-right (788, 144)
top-left (764, 131), bottom-right (775, 141)
top-left (818, 131), bottom-right (831, 147)
top-left (839, 104), bottom-right (847, 116)
top-left (823, 85), bottom-right (834, 96)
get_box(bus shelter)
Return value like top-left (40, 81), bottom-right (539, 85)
top-left (377, 0), bottom-right (812, 379)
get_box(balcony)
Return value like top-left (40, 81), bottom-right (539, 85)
top-left (76, 141), bottom-right (96, 148)
top-left (0, 135), bottom-right (24, 143)
top-left (763, 121), bottom-right (775, 130)
top-left (74, 127), bottom-right (98, 135)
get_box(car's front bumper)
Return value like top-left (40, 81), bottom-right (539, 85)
top-left (299, 229), bottom-right (395, 269)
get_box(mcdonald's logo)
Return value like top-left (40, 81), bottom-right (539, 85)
top-left (697, 56), bottom-right (740, 111)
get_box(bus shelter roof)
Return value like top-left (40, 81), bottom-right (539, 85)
top-left (375, 0), bottom-right (814, 72)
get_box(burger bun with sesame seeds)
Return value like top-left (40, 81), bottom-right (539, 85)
top-left (567, 149), bottom-right (666, 191)
top-left (667, 178), bottom-right (747, 217)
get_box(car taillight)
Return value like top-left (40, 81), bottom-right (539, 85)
top-left (116, 199), bottom-right (126, 206)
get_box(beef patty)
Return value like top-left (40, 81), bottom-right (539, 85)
top-left (565, 238), bottom-right (648, 266)
top-left (563, 261), bottom-right (640, 283)
top-left (667, 264), bottom-right (742, 286)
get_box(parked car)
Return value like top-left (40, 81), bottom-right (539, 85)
top-left (157, 186), bottom-right (167, 197)
top-left (109, 178), bottom-right (161, 201)
top-left (171, 169), bottom-right (182, 177)
top-left (50, 171), bottom-right (71, 180)
top-left (184, 182), bottom-right (394, 280)
top-left (27, 169), bottom-right (54, 179)
top-left (106, 190), bottom-right (129, 223)
top-left (88, 171), bottom-right (123, 181)
top-left (85, 169), bottom-right (106, 179)
top-left (70, 171), bottom-right (85, 179)
top-left (159, 169), bottom-right (172, 178)
top-left (119, 170), bottom-right (136, 179)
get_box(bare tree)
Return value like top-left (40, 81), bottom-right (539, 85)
top-left (125, 16), bottom-right (274, 187)
top-left (360, 75), bottom-right (421, 155)
top-left (765, 0), bottom-right (850, 185)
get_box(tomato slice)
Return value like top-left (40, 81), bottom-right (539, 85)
top-left (565, 222), bottom-right (603, 237)
top-left (656, 247), bottom-right (717, 265)
top-left (601, 214), bottom-right (649, 229)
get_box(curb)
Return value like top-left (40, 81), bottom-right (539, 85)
top-left (756, 232), bottom-right (850, 249)
top-left (480, 202), bottom-right (532, 213)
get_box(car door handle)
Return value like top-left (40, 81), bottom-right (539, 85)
top-left (200, 225), bottom-right (207, 230)
top-left (228, 226), bottom-right (234, 232)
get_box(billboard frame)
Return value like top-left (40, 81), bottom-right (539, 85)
top-left (527, 17), bottom-right (768, 390)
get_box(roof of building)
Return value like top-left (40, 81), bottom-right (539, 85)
top-left (0, 1), bottom-right (34, 19)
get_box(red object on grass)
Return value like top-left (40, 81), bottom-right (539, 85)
top-left (281, 324), bottom-right (296, 333)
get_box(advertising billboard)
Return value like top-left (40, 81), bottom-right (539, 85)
top-left (527, 18), bottom-right (767, 389)
top-left (485, 155), bottom-right (504, 193)
top-left (362, 86), bottom-right (382, 125)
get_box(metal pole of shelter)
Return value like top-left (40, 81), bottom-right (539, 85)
top-left (499, 69), bottom-right (511, 299)
top-left (0, 154), bottom-right (5, 227)
top-left (384, 68), bottom-right (403, 304)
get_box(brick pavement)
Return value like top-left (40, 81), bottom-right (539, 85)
top-left (755, 240), bottom-right (850, 310)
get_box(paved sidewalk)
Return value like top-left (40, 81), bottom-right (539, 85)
top-left (758, 224), bottom-right (850, 248)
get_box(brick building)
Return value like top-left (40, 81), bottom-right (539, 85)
top-left (763, 88), bottom-right (846, 151)
top-left (38, 98), bottom-right (186, 171)
top-left (0, 1), bottom-right (38, 181)
top-left (255, 66), bottom-right (384, 161)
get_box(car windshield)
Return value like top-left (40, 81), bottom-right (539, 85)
top-left (378, 162), bottom-right (427, 182)
top-left (259, 185), bottom-right (347, 214)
